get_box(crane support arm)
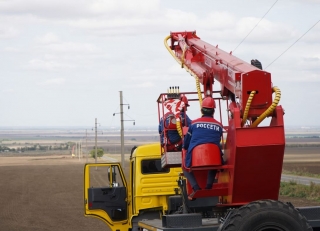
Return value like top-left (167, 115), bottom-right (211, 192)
top-left (167, 31), bottom-right (274, 118)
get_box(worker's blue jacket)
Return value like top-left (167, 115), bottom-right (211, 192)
top-left (159, 112), bottom-right (191, 145)
top-left (183, 115), bottom-right (223, 167)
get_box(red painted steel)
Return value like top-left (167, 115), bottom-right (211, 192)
top-left (170, 31), bottom-right (273, 118)
top-left (191, 144), bottom-right (222, 167)
top-left (225, 108), bottom-right (285, 204)
top-left (160, 31), bottom-right (285, 205)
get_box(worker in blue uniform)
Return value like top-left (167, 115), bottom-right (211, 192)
top-left (182, 97), bottom-right (223, 200)
top-left (159, 95), bottom-right (192, 151)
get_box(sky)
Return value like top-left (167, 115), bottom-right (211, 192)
top-left (0, 0), bottom-right (319, 129)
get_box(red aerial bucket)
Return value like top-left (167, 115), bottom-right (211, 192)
top-left (191, 144), bottom-right (222, 167)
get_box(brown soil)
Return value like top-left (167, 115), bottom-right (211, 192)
top-left (0, 156), bottom-right (108, 231)
top-left (283, 147), bottom-right (320, 175)
top-left (0, 153), bottom-right (319, 231)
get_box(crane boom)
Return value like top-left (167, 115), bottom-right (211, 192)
top-left (166, 31), bottom-right (278, 122)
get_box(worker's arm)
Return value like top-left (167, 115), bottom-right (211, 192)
top-left (185, 115), bottom-right (192, 127)
top-left (183, 127), bottom-right (192, 150)
top-left (158, 118), bottom-right (164, 134)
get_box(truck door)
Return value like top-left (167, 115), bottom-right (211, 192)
top-left (84, 163), bottom-right (128, 226)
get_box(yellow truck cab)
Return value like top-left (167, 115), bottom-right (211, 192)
top-left (84, 143), bottom-right (182, 231)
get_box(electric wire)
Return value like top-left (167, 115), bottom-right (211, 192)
top-left (124, 113), bottom-right (135, 120)
top-left (117, 96), bottom-right (136, 123)
top-left (132, 112), bottom-right (157, 117)
top-left (123, 96), bottom-right (131, 105)
top-left (233, 0), bottom-right (278, 52)
top-left (265, 19), bottom-right (320, 69)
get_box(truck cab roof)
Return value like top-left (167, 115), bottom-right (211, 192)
top-left (131, 143), bottom-right (162, 158)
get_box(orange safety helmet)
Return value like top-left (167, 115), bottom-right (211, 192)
top-left (202, 97), bottom-right (215, 109)
top-left (180, 95), bottom-right (190, 107)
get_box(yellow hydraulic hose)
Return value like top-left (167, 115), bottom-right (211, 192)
top-left (196, 77), bottom-right (203, 108)
top-left (164, 35), bottom-right (203, 109)
top-left (251, 86), bottom-right (281, 128)
top-left (241, 91), bottom-right (256, 127)
top-left (176, 118), bottom-right (183, 137)
top-left (181, 44), bottom-right (187, 68)
top-left (164, 35), bottom-right (200, 89)
top-left (164, 35), bottom-right (203, 137)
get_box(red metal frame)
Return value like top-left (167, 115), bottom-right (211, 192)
top-left (157, 91), bottom-right (227, 154)
top-left (170, 31), bottom-right (272, 118)
top-left (160, 31), bottom-right (285, 207)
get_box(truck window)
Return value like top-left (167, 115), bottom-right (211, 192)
top-left (141, 159), bottom-right (169, 174)
top-left (89, 165), bottom-right (124, 187)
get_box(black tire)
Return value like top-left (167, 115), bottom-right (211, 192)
top-left (220, 200), bottom-right (312, 231)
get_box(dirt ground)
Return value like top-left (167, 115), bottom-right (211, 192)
top-left (283, 147), bottom-right (320, 174)
top-left (0, 156), bottom-right (109, 231)
top-left (0, 152), bottom-right (319, 231)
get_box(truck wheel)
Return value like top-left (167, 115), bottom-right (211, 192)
top-left (220, 200), bottom-right (312, 231)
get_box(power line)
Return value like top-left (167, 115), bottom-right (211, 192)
top-left (124, 112), bottom-right (135, 120)
top-left (265, 19), bottom-right (320, 69)
top-left (233, 0), bottom-right (278, 52)
top-left (133, 112), bottom-right (157, 117)
top-left (123, 96), bottom-right (131, 105)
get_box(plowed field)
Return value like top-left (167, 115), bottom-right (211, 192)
top-left (0, 147), bottom-right (319, 231)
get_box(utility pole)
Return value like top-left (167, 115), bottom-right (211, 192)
top-left (113, 91), bottom-right (135, 167)
top-left (95, 118), bottom-right (98, 164)
top-left (120, 91), bottom-right (125, 167)
top-left (79, 140), bottom-right (81, 161)
top-left (85, 129), bottom-right (88, 163)
top-left (75, 142), bottom-right (77, 158)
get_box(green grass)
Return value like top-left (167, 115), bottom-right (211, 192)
top-left (282, 169), bottom-right (320, 179)
top-left (280, 181), bottom-right (320, 201)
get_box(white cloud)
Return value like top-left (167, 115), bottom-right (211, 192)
top-left (292, 0), bottom-right (320, 3)
top-left (0, 25), bottom-right (19, 39)
top-left (200, 11), bottom-right (236, 30)
top-left (164, 9), bottom-right (198, 29)
top-left (35, 32), bottom-right (60, 44)
top-left (4, 47), bottom-right (20, 52)
top-left (25, 59), bottom-right (74, 71)
top-left (2, 88), bottom-right (15, 93)
top-left (88, 0), bottom-right (159, 15)
top-left (126, 82), bottom-right (154, 88)
top-left (235, 18), bottom-right (296, 43)
top-left (38, 42), bottom-right (99, 54)
top-left (0, 0), bottom-right (160, 18)
top-left (37, 78), bottom-right (66, 86)
top-left (1, 0), bottom-right (320, 127)
top-left (66, 18), bottom-right (148, 31)
top-left (25, 40), bottom-right (102, 71)
top-left (300, 55), bottom-right (320, 71)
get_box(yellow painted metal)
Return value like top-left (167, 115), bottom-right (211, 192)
top-left (131, 143), bottom-right (182, 215)
top-left (84, 163), bottom-right (130, 231)
top-left (84, 143), bottom-right (182, 231)
top-left (131, 142), bottom-right (161, 158)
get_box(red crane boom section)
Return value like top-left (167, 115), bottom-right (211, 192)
top-left (170, 31), bottom-right (272, 117)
